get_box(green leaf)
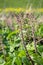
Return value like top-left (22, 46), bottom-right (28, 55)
top-left (7, 30), bottom-right (20, 39)
top-left (15, 57), bottom-right (22, 65)
top-left (22, 56), bottom-right (31, 65)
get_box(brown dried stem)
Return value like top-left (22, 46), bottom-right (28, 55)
top-left (15, 14), bottom-right (34, 65)
top-left (36, 38), bottom-right (43, 44)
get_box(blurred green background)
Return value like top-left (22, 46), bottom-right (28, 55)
top-left (0, 0), bottom-right (43, 8)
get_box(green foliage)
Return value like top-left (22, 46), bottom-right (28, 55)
top-left (0, 12), bottom-right (43, 65)
top-left (0, 0), bottom-right (43, 8)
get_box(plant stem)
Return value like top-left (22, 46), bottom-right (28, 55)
top-left (19, 21), bottom-right (34, 65)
